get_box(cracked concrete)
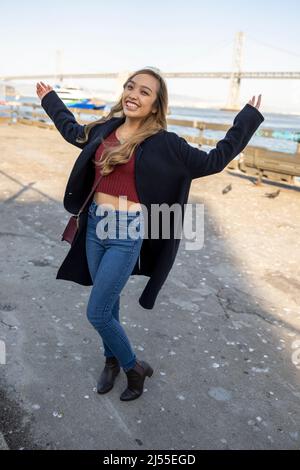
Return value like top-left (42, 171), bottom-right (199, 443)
top-left (1, 123), bottom-right (300, 450)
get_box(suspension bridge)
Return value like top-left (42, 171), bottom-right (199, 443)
top-left (1, 32), bottom-right (299, 110)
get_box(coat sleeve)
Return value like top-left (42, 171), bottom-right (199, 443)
top-left (40, 90), bottom-right (89, 149)
top-left (176, 103), bottom-right (265, 180)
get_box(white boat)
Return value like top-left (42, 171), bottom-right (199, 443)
top-left (53, 83), bottom-right (93, 103)
top-left (53, 83), bottom-right (107, 109)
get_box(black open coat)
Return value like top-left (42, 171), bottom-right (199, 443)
top-left (41, 91), bottom-right (264, 309)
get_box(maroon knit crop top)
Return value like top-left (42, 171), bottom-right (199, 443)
top-left (93, 129), bottom-right (140, 203)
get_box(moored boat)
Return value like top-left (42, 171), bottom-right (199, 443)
top-left (53, 83), bottom-right (107, 109)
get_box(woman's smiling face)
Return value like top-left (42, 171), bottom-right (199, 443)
top-left (122, 73), bottom-right (159, 119)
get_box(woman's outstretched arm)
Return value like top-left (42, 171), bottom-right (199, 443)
top-left (36, 81), bottom-right (87, 149)
top-left (174, 94), bottom-right (264, 180)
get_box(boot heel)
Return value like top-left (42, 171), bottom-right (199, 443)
top-left (147, 367), bottom-right (154, 377)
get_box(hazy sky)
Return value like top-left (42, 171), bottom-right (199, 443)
top-left (1, 0), bottom-right (300, 113)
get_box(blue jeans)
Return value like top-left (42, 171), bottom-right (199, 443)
top-left (85, 200), bottom-right (144, 372)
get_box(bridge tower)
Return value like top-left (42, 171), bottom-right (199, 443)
top-left (114, 70), bottom-right (131, 102)
top-left (55, 49), bottom-right (64, 83)
top-left (225, 31), bottom-right (244, 110)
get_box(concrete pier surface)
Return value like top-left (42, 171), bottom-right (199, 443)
top-left (0, 123), bottom-right (300, 450)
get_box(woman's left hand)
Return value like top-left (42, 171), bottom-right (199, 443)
top-left (248, 94), bottom-right (262, 110)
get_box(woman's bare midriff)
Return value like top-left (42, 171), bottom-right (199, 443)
top-left (93, 191), bottom-right (142, 212)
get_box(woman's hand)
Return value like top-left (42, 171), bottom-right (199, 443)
top-left (248, 94), bottom-right (262, 110)
top-left (36, 81), bottom-right (53, 101)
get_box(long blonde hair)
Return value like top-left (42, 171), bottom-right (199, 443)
top-left (76, 67), bottom-right (168, 176)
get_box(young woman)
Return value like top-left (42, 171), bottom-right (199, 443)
top-left (36, 67), bottom-right (263, 402)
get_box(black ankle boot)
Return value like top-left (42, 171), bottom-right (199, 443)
top-left (97, 356), bottom-right (120, 394)
top-left (120, 359), bottom-right (153, 401)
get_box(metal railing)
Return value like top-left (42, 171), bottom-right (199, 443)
top-left (1, 102), bottom-right (300, 185)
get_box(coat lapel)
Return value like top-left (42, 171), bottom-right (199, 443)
top-left (73, 117), bottom-right (127, 172)
top-left (91, 116), bottom-right (126, 146)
